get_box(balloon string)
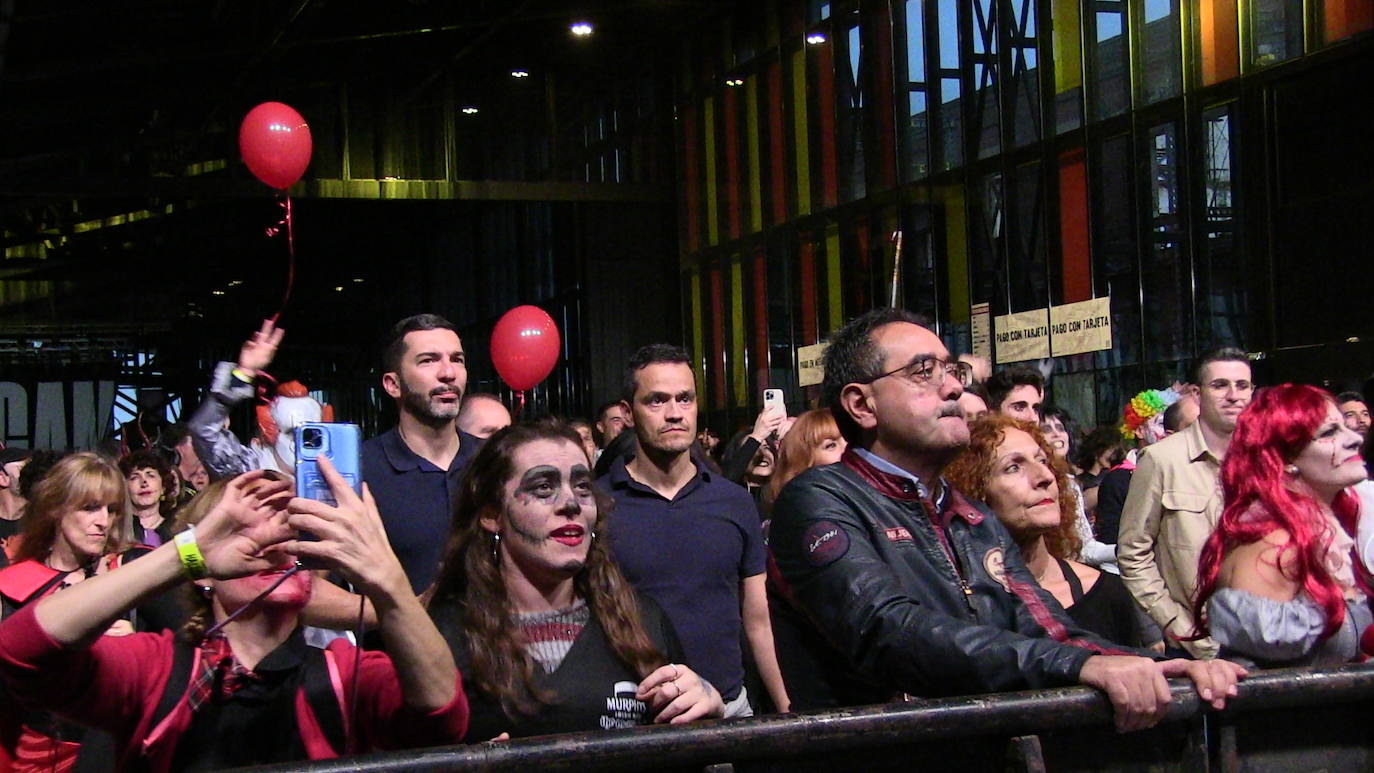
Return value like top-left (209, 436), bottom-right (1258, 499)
top-left (263, 194), bottom-right (296, 323)
top-left (516, 391), bottom-right (526, 419)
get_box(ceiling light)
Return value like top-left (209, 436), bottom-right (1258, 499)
top-left (211, 290), bottom-right (226, 296)
top-left (806, 32), bottom-right (828, 45)
top-left (461, 106), bottom-right (479, 115)
top-left (511, 69), bottom-right (530, 78)
top-left (334, 286), bottom-right (344, 292)
top-left (725, 78), bottom-right (745, 87)
top-left (570, 22), bottom-right (594, 36)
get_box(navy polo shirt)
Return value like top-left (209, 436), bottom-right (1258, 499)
top-left (361, 427), bottom-right (480, 593)
top-left (603, 455), bottom-right (766, 701)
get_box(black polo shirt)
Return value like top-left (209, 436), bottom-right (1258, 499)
top-left (361, 426), bottom-right (481, 593)
top-left (602, 455), bottom-right (766, 701)
top-left (172, 630), bottom-right (309, 771)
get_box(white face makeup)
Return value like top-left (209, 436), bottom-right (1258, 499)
top-left (1040, 416), bottom-right (1070, 460)
top-left (1289, 403), bottom-right (1368, 501)
top-left (488, 438), bottom-right (600, 584)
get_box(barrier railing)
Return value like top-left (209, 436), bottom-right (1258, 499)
top-left (238, 664), bottom-right (1374, 772)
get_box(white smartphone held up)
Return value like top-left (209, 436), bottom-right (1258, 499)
top-left (763, 388), bottom-right (786, 416)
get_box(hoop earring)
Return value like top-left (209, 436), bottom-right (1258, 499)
top-left (492, 532), bottom-right (502, 563)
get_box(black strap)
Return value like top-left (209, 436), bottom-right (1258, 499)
top-left (302, 647), bottom-right (348, 755)
top-left (1057, 557), bottom-right (1085, 603)
top-left (149, 640), bottom-right (199, 732)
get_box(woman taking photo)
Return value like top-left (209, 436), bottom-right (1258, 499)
top-left (1193, 384), bottom-right (1371, 666)
top-left (945, 416), bottom-right (1142, 647)
top-left (428, 420), bottom-right (723, 742)
top-left (0, 460), bottom-right (466, 772)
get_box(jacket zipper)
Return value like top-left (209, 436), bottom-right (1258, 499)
top-left (919, 499), bottom-right (976, 615)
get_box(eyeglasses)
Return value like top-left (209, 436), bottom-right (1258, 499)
top-left (860, 357), bottom-right (972, 389)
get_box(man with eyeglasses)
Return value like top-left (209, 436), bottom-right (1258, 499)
top-left (1119, 347), bottom-right (1254, 659)
top-left (769, 309), bottom-right (1245, 730)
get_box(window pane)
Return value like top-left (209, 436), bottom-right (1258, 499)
top-left (1196, 105), bottom-right (1249, 351)
top-left (1142, 0), bottom-right (1181, 103)
top-left (1251, 0), bottom-right (1304, 66)
top-left (906, 0), bottom-right (926, 82)
top-left (968, 173), bottom-right (1004, 312)
top-left (1320, 0), bottom-right (1374, 43)
top-left (1092, 1), bottom-right (1130, 120)
top-left (840, 21), bottom-right (866, 202)
top-left (973, 0), bottom-right (1000, 159)
top-left (1009, 0), bottom-right (1041, 148)
top-left (939, 0), bottom-right (960, 69)
top-left (940, 78), bottom-right (964, 169)
top-left (905, 91), bottom-right (931, 180)
top-left (1051, 0), bottom-right (1084, 133)
top-left (1009, 162), bottom-right (1047, 312)
top-left (1143, 123), bottom-right (1190, 362)
top-left (1198, 0), bottom-right (1240, 85)
top-left (1092, 135), bottom-right (1139, 368)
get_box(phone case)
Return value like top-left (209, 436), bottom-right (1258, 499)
top-left (294, 422), bottom-right (362, 506)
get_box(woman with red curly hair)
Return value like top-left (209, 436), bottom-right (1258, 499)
top-left (946, 415), bottom-right (1142, 647)
top-left (1193, 384), bottom-right (1371, 666)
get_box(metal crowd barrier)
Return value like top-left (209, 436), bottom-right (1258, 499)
top-left (240, 664), bottom-right (1374, 772)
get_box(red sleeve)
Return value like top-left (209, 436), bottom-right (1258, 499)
top-left (328, 639), bottom-right (469, 751)
top-left (0, 604), bottom-right (173, 738)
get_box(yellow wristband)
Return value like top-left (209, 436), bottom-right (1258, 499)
top-left (230, 368), bottom-right (254, 384)
top-left (174, 526), bottom-right (209, 580)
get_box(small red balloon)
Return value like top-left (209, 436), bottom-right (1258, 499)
top-left (491, 306), bottom-right (561, 391)
top-left (239, 102), bottom-right (313, 189)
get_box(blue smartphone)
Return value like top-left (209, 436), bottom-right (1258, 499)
top-left (294, 422), bottom-right (362, 505)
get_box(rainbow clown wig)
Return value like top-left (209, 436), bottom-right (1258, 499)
top-left (1119, 387), bottom-right (1182, 445)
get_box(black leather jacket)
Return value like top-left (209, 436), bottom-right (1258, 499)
top-left (769, 449), bottom-right (1133, 707)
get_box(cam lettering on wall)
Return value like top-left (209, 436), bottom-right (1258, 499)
top-left (0, 381), bottom-right (117, 450)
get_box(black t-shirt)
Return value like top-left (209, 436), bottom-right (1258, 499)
top-left (430, 593), bottom-right (684, 742)
top-left (1059, 558), bottom-right (1143, 648)
top-left (1093, 467), bottom-right (1134, 544)
top-left (172, 630), bottom-right (310, 771)
top-left (0, 518), bottom-right (22, 545)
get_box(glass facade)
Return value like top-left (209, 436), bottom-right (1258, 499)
top-left (675, 0), bottom-right (1372, 428)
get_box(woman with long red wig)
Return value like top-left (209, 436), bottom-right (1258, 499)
top-left (1193, 383), bottom-right (1372, 666)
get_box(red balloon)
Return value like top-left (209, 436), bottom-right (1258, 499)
top-left (239, 102), bottom-right (313, 189)
top-left (491, 306), bottom-right (561, 391)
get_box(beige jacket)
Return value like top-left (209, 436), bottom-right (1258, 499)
top-left (1118, 421), bottom-right (1222, 658)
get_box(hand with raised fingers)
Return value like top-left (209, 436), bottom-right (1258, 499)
top-left (193, 471), bottom-right (296, 579)
top-left (282, 455), bottom-right (407, 598)
top-left (637, 663), bottom-right (726, 724)
top-left (236, 318), bottom-right (285, 378)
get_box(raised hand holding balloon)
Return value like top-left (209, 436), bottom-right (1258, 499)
top-left (490, 306), bottom-right (561, 417)
top-left (239, 101), bottom-right (313, 322)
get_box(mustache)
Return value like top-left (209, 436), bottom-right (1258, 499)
top-left (938, 402), bottom-right (963, 418)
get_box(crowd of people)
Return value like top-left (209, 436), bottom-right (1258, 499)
top-left (0, 308), bottom-right (1368, 770)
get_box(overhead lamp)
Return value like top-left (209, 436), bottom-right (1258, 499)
top-left (725, 78), bottom-right (745, 87)
top-left (806, 32), bottom-right (828, 44)
top-left (511, 69), bottom-right (530, 78)
top-left (570, 21), bottom-right (594, 36)
top-left (461, 106), bottom-right (480, 115)
top-left (334, 286), bottom-right (344, 292)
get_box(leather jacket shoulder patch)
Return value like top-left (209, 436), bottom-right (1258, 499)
top-left (983, 547), bottom-right (1011, 592)
top-left (802, 520), bottom-right (850, 567)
